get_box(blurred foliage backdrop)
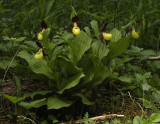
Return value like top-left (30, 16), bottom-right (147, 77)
top-left (0, 0), bottom-right (160, 123)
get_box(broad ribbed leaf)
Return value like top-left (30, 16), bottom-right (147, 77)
top-left (80, 55), bottom-right (109, 87)
top-left (84, 27), bottom-right (91, 37)
top-left (91, 40), bottom-right (109, 60)
top-left (90, 55), bottom-right (109, 86)
top-left (110, 28), bottom-right (121, 42)
top-left (91, 55), bottom-right (109, 79)
top-left (19, 98), bottom-right (46, 109)
top-left (79, 55), bottom-right (94, 86)
top-left (69, 31), bottom-right (92, 64)
top-left (107, 37), bottom-right (130, 61)
top-left (73, 93), bottom-right (94, 105)
top-left (47, 96), bottom-right (72, 109)
top-left (18, 50), bottom-right (56, 80)
top-left (43, 28), bottom-right (50, 48)
top-left (25, 90), bottom-right (52, 99)
top-left (91, 20), bottom-right (100, 38)
top-left (57, 72), bottom-right (85, 94)
top-left (58, 56), bottom-right (82, 77)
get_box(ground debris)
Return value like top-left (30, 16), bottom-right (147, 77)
top-left (58, 114), bottom-right (124, 124)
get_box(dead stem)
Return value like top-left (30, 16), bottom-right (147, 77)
top-left (2, 43), bottom-right (24, 85)
top-left (58, 114), bottom-right (124, 124)
top-left (128, 92), bottom-right (138, 112)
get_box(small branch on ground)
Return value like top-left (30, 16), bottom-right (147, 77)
top-left (136, 101), bottom-right (144, 115)
top-left (128, 92), bottom-right (138, 112)
top-left (134, 56), bottom-right (160, 60)
top-left (58, 114), bottom-right (124, 124)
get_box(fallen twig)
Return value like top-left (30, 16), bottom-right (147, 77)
top-left (58, 114), bottom-right (124, 124)
top-left (134, 56), bottom-right (160, 60)
top-left (136, 101), bottom-right (144, 115)
top-left (128, 92), bottom-right (138, 111)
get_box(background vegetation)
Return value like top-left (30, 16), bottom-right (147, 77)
top-left (0, 0), bottom-right (160, 123)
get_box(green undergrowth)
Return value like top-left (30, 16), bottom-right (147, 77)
top-left (0, 0), bottom-right (160, 124)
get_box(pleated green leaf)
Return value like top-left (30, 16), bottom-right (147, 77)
top-left (47, 96), bottom-right (72, 109)
top-left (73, 93), bottom-right (94, 105)
top-left (19, 98), bottom-right (47, 109)
top-left (107, 37), bottom-right (130, 61)
top-left (110, 28), bottom-right (121, 42)
top-left (58, 56), bottom-right (82, 77)
top-left (18, 50), bottom-right (56, 80)
top-left (91, 40), bottom-right (109, 60)
top-left (90, 55), bottom-right (109, 86)
top-left (91, 20), bottom-right (100, 38)
top-left (43, 28), bottom-right (50, 48)
top-left (68, 31), bottom-right (92, 64)
top-left (57, 72), bottom-right (85, 94)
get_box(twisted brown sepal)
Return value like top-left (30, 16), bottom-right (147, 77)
top-left (100, 32), bottom-right (104, 43)
top-left (102, 22), bottom-right (108, 32)
top-left (82, 27), bottom-right (86, 32)
top-left (42, 49), bottom-right (48, 56)
top-left (125, 27), bottom-right (132, 36)
top-left (100, 22), bottom-right (108, 43)
top-left (125, 19), bottom-right (143, 36)
top-left (41, 20), bottom-right (47, 29)
top-left (63, 25), bottom-right (73, 33)
top-left (36, 41), bottom-right (43, 48)
top-left (36, 42), bottom-right (48, 56)
top-left (62, 16), bottom-right (79, 33)
top-left (134, 19), bottom-right (143, 27)
top-left (72, 16), bottom-right (79, 22)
